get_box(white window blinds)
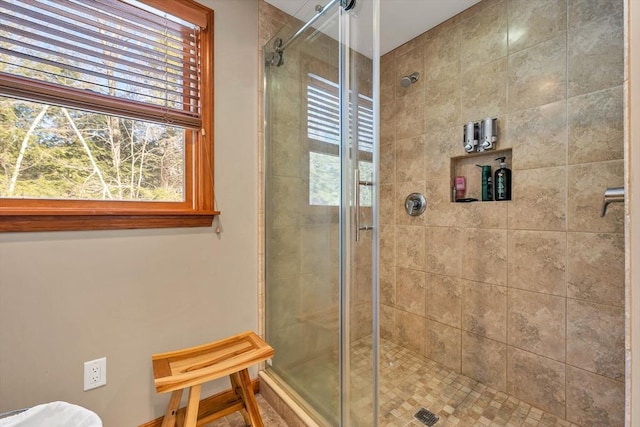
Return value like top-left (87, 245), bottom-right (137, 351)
top-left (0, 0), bottom-right (203, 128)
top-left (307, 73), bottom-right (373, 153)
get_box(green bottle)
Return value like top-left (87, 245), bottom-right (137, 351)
top-left (476, 164), bottom-right (493, 201)
top-left (494, 157), bottom-right (512, 201)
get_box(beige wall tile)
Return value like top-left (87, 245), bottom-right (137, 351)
top-left (425, 319), bottom-right (462, 372)
top-left (568, 0), bottom-right (624, 28)
top-left (424, 22), bottom-right (461, 83)
top-left (462, 281), bottom-right (507, 342)
top-left (507, 35), bottom-right (567, 112)
top-left (301, 273), bottom-right (338, 317)
top-left (462, 228), bottom-right (508, 286)
top-left (508, 289), bottom-right (566, 361)
top-left (462, 332), bottom-right (507, 391)
top-left (507, 0), bottom-right (567, 53)
top-left (568, 86), bottom-right (624, 164)
top-left (425, 77), bottom-right (461, 131)
top-left (567, 232), bottom-right (625, 307)
top-left (379, 224), bottom-right (396, 266)
top-left (396, 135), bottom-right (426, 183)
top-left (381, 53), bottom-right (395, 87)
top-left (507, 166), bottom-right (567, 231)
top-left (460, 0), bottom-right (508, 69)
top-left (267, 225), bottom-right (301, 279)
top-left (567, 299), bottom-right (625, 380)
top-left (425, 227), bottom-right (462, 277)
top-left (301, 226), bottom-right (330, 275)
top-left (567, 160), bottom-right (624, 233)
top-left (270, 74), bottom-right (302, 128)
top-left (424, 177), bottom-right (470, 227)
top-left (380, 92), bottom-right (396, 145)
top-left (466, 202), bottom-right (508, 229)
top-left (355, 263), bottom-right (373, 304)
top-left (424, 198), bottom-right (469, 228)
top-left (426, 273), bottom-right (463, 328)
top-left (566, 366), bottom-right (624, 426)
top-left (395, 309), bottom-right (426, 355)
top-left (395, 225), bottom-right (425, 270)
top-left (507, 347), bottom-right (566, 418)
top-left (380, 262), bottom-right (396, 307)
top-left (268, 176), bottom-right (304, 228)
top-left (351, 301), bottom-right (373, 340)
top-left (568, 13), bottom-right (624, 97)
top-left (396, 267), bottom-right (426, 316)
top-left (424, 126), bottom-right (461, 178)
top-left (395, 88), bottom-right (426, 139)
top-left (506, 101), bottom-right (568, 170)
top-left (380, 143), bottom-right (396, 185)
top-left (267, 275), bottom-right (301, 330)
top-left (380, 183), bottom-right (395, 225)
top-left (461, 58), bottom-right (507, 123)
top-left (380, 304), bottom-right (396, 341)
top-left (508, 230), bottom-right (566, 296)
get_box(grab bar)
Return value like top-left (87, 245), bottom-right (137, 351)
top-left (354, 169), bottom-right (373, 241)
top-left (601, 186), bottom-right (625, 217)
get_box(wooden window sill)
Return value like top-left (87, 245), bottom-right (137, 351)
top-left (0, 212), bottom-right (220, 232)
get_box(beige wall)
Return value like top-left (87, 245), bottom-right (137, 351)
top-left (380, 0), bottom-right (625, 425)
top-left (0, 1), bottom-right (259, 426)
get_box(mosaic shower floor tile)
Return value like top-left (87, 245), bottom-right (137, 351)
top-left (224, 339), bottom-right (583, 427)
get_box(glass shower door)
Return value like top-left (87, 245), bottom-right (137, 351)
top-left (264, 1), bottom-right (378, 425)
top-left (339, 2), bottom-right (379, 425)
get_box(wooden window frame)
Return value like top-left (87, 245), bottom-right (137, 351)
top-left (0, 0), bottom-right (218, 232)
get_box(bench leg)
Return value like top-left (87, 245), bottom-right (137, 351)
top-left (237, 369), bottom-right (264, 427)
top-left (161, 389), bottom-right (183, 427)
top-left (183, 384), bottom-right (201, 427)
top-left (230, 372), bottom-right (252, 426)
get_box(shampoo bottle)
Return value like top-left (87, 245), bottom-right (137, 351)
top-left (494, 157), bottom-right (512, 201)
top-left (476, 165), bottom-right (493, 201)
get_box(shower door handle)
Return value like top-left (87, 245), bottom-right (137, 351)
top-left (354, 169), bottom-right (373, 242)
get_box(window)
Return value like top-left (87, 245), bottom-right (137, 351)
top-left (0, 0), bottom-right (216, 232)
top-left (307, 73), bottom-right (373, 207)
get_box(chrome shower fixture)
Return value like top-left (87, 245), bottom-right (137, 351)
top-left (462, 117), bottom-right (498, 153)
top-left (464, 121), bottom-right (478, 153)
top-left (400, 72), bottom-right (420, 88)
top-left (481, 117), bottom-right (497, 151)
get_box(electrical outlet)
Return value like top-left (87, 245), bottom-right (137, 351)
top-left (83, 357), bottom-right (107, 391)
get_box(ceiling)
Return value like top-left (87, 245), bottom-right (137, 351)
top-left (263, 0), bottom-right (481, 56)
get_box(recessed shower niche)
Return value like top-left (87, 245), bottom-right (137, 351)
top-left (450, 149), bottom-right (512, 202)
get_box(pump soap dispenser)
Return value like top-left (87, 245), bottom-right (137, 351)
top-left (494, 157), bottom-right (512, 201)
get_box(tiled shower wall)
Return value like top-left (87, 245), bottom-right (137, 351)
top-left (379, 0), bottom-right (625, 425)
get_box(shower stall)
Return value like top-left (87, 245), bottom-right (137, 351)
top-left (261, 0), bottom-right (627, 426)
top-left (263, 1), bottom-right (379, 425)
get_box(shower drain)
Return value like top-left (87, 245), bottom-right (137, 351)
top-left (414, 407), bottom-right (439, 426)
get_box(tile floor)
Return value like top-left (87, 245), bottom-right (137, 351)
top-left (217, 339), bottom-right (582, 427)
top-left (376, 340), bottom-right (580, 427)
top-left (203, 395), bottom-right (288, 427)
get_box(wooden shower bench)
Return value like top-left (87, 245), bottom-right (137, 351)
top-left (152, 331), bottom-right (274, 427)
